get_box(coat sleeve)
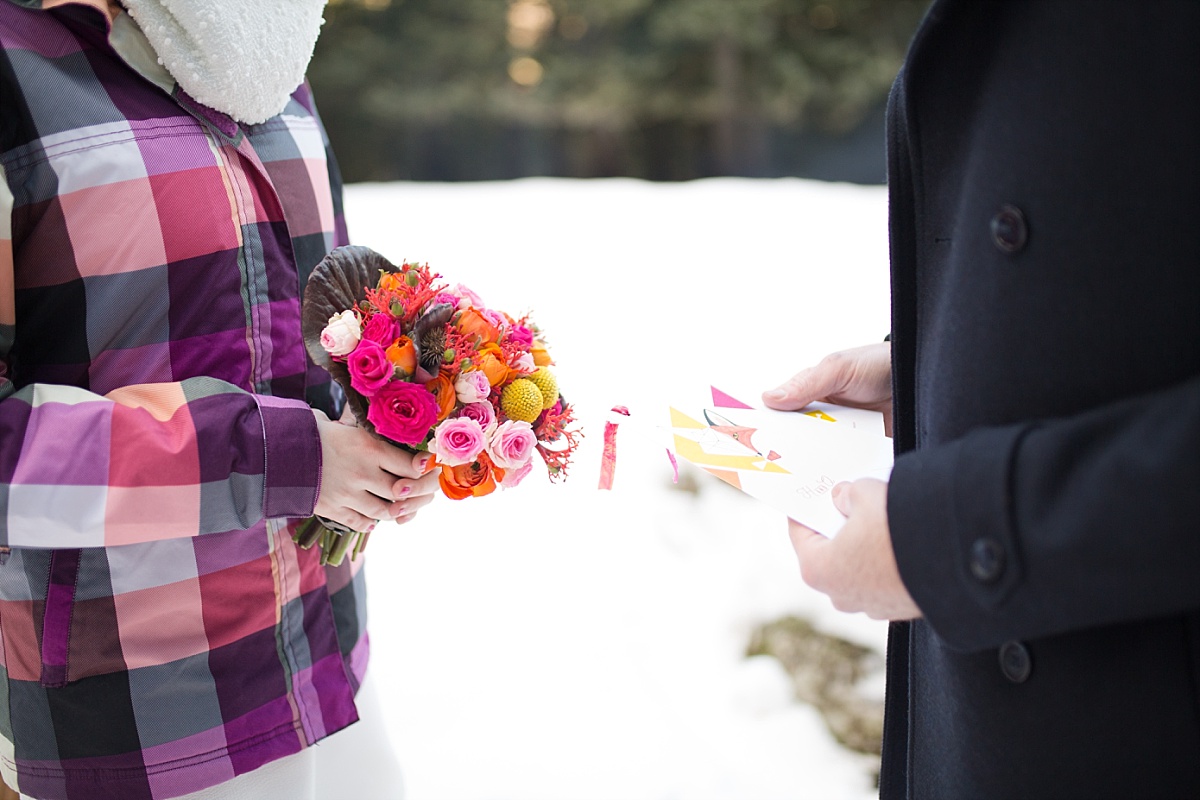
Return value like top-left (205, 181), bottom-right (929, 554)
top-left (888, 372), bottom-right (1200, 652)
top-left (0, 167), bottom-right (322, 549)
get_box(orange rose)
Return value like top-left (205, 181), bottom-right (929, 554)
top-left (438, 451), bottom-right (504, 500)
top-left (424, 371), bottom-right (457, 421)
top-left (386, 335), bottom-right (417, 375)
top-left (457, 307), bottom-right (500, 344)
top-left (530, 340), bottom-right (553, 367)
top-left (476, 343), bottom-right (511, 387)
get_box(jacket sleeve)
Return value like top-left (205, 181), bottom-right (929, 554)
top-left (888, 372), bottom-right (1200, 652)
top-left (0, 169), bottom-right (322, 550)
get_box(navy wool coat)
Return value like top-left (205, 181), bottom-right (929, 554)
top-left (882, 1), bottom-right (1200, 797)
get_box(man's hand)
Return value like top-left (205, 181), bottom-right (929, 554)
top-left (313, 410), bottom-right (440, 531)
top-left (763, 342), bottom-right (893, 436)
top-left (788, 479), bottom-right (921, 621)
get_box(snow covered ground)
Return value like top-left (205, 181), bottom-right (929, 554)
top-left (347, 178), bottom-right (893, 800)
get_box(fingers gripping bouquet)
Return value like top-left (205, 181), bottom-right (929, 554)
top-left (298, 245), bottom-right (580, 564)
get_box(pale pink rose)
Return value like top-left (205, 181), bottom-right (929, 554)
top-left (452, 283), bottom-right (485, 309)
top-left (458, 401), bottom-right (496, 432)
top-left (500, 459), bottom-right (534, 489)
top-left (487, 420), bottom-right (537, 470)
top-left (432, 417), bottom-right (487, 467)
top-left (509, 352), bottom-right (535, 375)
top-left (454, 369), bottom-right (491, 404)
top-left (481, 308), bottom-right (506, 332)
top-left (320, 310), bottom-right (361, 356)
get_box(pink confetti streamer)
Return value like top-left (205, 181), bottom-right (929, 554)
top-left (665, 448), bottom-right (679, 484)
top-left (598, 405), bottom-right (631, 490)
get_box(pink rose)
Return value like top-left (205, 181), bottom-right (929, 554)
top-left (500, 460), bottom-right (534, 488)
top-left (509, 352), bottom-right (535, 375)
top-left (454, 369), bottom-right (491, 404)
top-left (508, 324), bottom-right (534, 349)
top-left (459, 400), bottom-right (496, 431)
top-left (348, 340), bottom-right (394, 396)
top-left (453, 283), bottom-right (485, 309)
top-left (361, 312), bottom-right (400, 347)
top-left (487, 420), bottom-right (537, 470)
top-left (431, 417), bottom-right (487, 467)
top-left (368, 381), bottom-right (440, 445)
top-left (320, 310), bottom-right (360, 356)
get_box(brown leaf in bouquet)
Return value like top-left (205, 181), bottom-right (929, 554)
top-left (301, 244), bottom-right (402, 433)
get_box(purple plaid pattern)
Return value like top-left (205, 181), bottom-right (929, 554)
top-left (0, 2), bottom-right (368, 798)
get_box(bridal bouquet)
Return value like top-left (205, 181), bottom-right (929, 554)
top-left (296, 245), bottom-right (580, 564)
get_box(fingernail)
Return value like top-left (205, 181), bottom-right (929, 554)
top-left (398, 485), bottom-right (412, 497)
top-left (416, 456), bottom-right (431, 473)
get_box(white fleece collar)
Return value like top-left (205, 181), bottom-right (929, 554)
top-left (119, 0), bottom-right (327, 125)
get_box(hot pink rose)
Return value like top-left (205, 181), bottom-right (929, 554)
top-left (361, 312), bottom-right (400, 346)
top-left (368, 381), bottom-right (440, 445)
top-left (454, 369), bottom-right (491, 404)
top-left (431, 417), bottom-right (487, 467)
top-left (459, 401), bottom-right (496, 431)
top-left (487, 420), bottom-right (537, 470)
top-left (508, 324), bottom-right (534, 349)
top-left (348, 340), bottom-right (394, 396)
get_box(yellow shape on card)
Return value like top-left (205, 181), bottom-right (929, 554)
top-left (804, 409), bottom-right (837, 422)
top-left (669, 407), bottom-right (707, 429)
top-left (672, 432), bottom-right (790, 474)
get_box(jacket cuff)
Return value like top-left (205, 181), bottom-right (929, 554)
top-left (256, 396), bottom-right (321, 519)
top-left (888, 424), bottom-right (1031, 651)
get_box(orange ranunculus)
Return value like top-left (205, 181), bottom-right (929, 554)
top-left (456, 307), bottom-right (500, 344)
top-left (530, 339), bottom-right (553, 367)
top-left (386, 335), bottom-right (417, 375)
top-left (438, 451), bottom-right (504, 500)
top-left (378, 272), bottom-right (405, 293)
top-left (424, 371), bottom-right (457, 421)
top-left (476, 343), bottom-right (511, 386)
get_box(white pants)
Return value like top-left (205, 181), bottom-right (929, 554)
top-left (22, 671), bottom-right (405, 800)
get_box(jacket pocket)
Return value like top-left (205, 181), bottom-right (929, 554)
top-left (39, 549), bottom-right (81, 688)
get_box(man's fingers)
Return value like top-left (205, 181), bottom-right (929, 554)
top-left (763, 368), bottom-right (824, 410)
top-left (763, 355), bottom-right (849, 411)
top-left (787, 517), bottom-right (833, 589)
top-left (831, 481), bottom-right (853, 516)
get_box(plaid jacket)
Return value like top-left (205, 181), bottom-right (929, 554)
top-left (0, 2), bottom-right (369, 798)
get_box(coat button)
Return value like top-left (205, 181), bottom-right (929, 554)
top-left (990, 204), bottom-right (1028, 253)
top-left (968, 537), bottom-right (1005, 583)
top-left (999, 640), bottom-right (1032, 683)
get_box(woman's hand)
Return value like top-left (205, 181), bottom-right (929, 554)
top-left (313, 410), bottom-right (440, 531)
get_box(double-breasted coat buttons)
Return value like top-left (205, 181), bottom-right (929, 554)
top-left (969, 537), bottom-right (1005, 583)
top-left (999, 640), bottom-right (1033, 683)
top-left (990, 204), bottom-right (1028, 253)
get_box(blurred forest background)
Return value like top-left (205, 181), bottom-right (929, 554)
top-left (308, 0), bottom-right (931, 184)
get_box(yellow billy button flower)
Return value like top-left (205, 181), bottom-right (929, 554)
top-left (500, 378), bottom-right (544, 423)
top-left (528, 367), bottom-right (558, 410)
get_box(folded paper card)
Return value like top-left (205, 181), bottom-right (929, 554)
top-left (661, 387), bottom-right (894, 537)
